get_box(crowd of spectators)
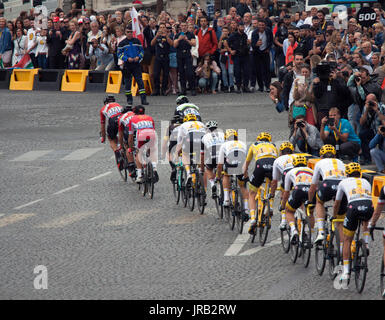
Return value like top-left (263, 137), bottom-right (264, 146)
top-left (2, 0), bottom-right (385, 170)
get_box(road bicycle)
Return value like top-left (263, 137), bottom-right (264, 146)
top-left (289, 201), bottom-right (314, 268)
top-left (184, 163), bottom-right (206, 214)
top-left (137, 143), bottom-right (155, 199)
top-left (250, 178), bottom-right (273, 246)
top-left (213, 174), bottom-right (224, 219)
top-left (172, 157), bottom-right (186, 206)
top-left (314, 208), bottom-right (343, 279)
top-left (224, 175), bottom-right (247, 233)
top-left (280, 206), bottom-right (291, 254)
top-left (370, 226), bottom-right (385, 298)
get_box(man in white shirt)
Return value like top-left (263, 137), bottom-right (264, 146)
top-left (25, 20), bottom-right (38, 67)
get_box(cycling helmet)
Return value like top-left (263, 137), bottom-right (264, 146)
top-left (206, 120), bottom-right (218, 129)
top-left (345, 162), bottom-right (361, 176)
top-left (319, 144), bottom-right (336, 157)
top-left (176, 95), bottom-right (189, 106)
top-left (172, 114), bottom-right (182, 124)
top-left (293, 155), bottom-right (307, 167)
top-left (104, 95), bottom-right (115, 104)
top-left (133, 105), bottom-right (145, 115)
top-left (256, 132), bottom-right (272, 142)
top-left (224, 129), bottom-right (238, 141)
top-left (122, 105), bottom-right (133, 114)
top-left (279, 141), bottom-right (294, 152)
top-left (183, 113), bottom-right (197, 122)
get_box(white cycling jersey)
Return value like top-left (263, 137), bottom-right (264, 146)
top-left (312, 158), bottom-right (345, 184)
top-left (284, 167), bottom-right (314, 191)
top-left (201, 131), bottom-right (225, 162)
top-left (335, 178), bottom-right (372, 203)
top-left (272, 154), bottom-right (296, 181)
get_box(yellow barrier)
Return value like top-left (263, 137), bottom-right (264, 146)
top-left (307, 158), bottom-right (321, 170)
top-left (131, 73), bottom-right (152, 96)
top-left (61, 70), bottom-right (89, 92)
top-left (372, 175), bottom-right (385, 208)
top-left (9, 68), bottom-right (39, 91)
top-left (106, 71), bottom-right (122, 94)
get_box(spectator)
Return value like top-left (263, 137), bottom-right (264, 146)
top-left (143, 17), bottom-right (157, 85)
top-left (25, 19), bottom-right (38, 67)
top-left (12, 28), bottom-right (26, 66)
top-left (218, 26), bottom-right (234, 93)
top-left (285, 32), bottom-right (297, 65)
top-left (359, 94), bottom-right (385, 164)
top-left (228, 21), bottom-right (250, 93)
top-left (36, 28), bottom-right (48, 69)
top-left (167, 24), bottom-right (178, 95)
top-left (289, 115), bottom-right (323, 156)
top-left (88, 37), bottom-right (113, 71)
top-left (195, 53), bottom-right (220, 93)
top-left (195, 16), bottom-right (217, 60)
top-left (251, 19), bottom-right (273, 92)
top-left (369, 123), bottom-right (385, 173)
top-left (63, 19), bottom-right (81, 69)
top-left (269, 80), bottom-right (285, 113)
top-left (47, 17), bottom-right (65, 69)
top-left (274, 15), bottom-right (290, 69)
top-left (373, 23), bottom-right (384, 48)
top-left (151, 22), bottom-right (173, 96)
top-left (236, 0), bottom-right (250, 18)
top-left (320, 107), bottom-right (361, 160)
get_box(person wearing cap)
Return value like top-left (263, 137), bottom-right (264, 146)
top-left (297, 24), bottom-right (312, 60)
top-left (117, 24), bottom-right (149, 106)
top-left (309, 30), bottom-right (326, 56)
top-left (47, 16), bottom-right (65, 69)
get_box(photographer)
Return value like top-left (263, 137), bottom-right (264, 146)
top-left (369, 123), bottom-right (385, 173)
top-left (320, 107), bottom-right (361, 160)
top-left (359, 94), bottom-right (385, 165)
top-left (289, 115), bottom-right (323, 156)
top-left (88, 38), bottom-right (114, 71)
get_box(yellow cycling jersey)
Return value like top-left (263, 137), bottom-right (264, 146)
top-left (246, 142), bottom-right (278, 162)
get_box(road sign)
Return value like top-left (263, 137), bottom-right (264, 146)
top-left (356, 7), bottom-right (377, 28)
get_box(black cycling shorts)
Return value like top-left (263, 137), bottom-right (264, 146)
top-left (287, 184), bottom-right (315, 211)
top-left (168, 140), bottom-right (178, 154)
top-left (316, 179), bottom-right (341, 203)
top-left (343, 200), bottom-right (373, 234)
top-left (249, 157), bottom-right (275, 189)
top-left (205, 158), bottom-right (217, 170)
top-left (280, 168), bottom-right (291, 189)
top-left (107, 116), bottom-right (119, 140)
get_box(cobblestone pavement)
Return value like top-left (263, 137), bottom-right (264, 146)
top-left (0, 90), bottom-right (383, 300)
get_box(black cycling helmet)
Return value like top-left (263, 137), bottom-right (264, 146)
top-left (176, 95), bottom-right (189, 106)
top-left (104, 95), bottom-right (115, 104)
top-left (122, 105), bottom-right (133, 114)
top-left (133, 105), bottom-right (145, 115)
top-left (172, 114), bottom-right (182, 124)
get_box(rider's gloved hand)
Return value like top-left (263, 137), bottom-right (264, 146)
top-left (100, 137), bottom-right (105, 143)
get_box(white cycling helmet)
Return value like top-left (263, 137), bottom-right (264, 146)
top-left (206, 120), bottom-right (218, 129)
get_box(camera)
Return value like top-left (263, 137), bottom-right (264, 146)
top-left (315, 61), bottom-right (331, 81)
top-left (355, 76), bottom-right (361, 83)
top-left (327, 117), bottom-right (335, 127)
top-left (297, 121), bottom-right (305, 128)
top-left (368, 101), bottom-right (376, 108)
top-left (380, 126), bottom-right (385, 133)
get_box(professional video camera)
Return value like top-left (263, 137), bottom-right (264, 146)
top-left (315, 61), bottom-right (337, 81)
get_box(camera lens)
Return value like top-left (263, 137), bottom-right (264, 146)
top-left (381, 127), bottom-right (385, 133)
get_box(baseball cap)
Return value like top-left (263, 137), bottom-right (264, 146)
top-left (78, 18), bottom-right (83, 24)
top-left (53, 17), bottom-right (60, 23)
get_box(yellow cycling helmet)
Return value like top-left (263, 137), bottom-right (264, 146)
top-left (279, 141), bottom-right (294, 152)
top-left (225, 129), bottom-right (238, 140)
top-left (293, 154), bottom-right (307, 167)
top-left (256, 132), bottom-right (272, 142)
top-left (320, 144), bottom-right (336, 157)
top-left (183, 113), bottom-right (197, 122)
top-left (345, 162), bottom-right (361, 176)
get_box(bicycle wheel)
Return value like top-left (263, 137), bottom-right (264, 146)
top-left (301, 217), bottom-right (312, 268)
top-left (196, 173), bottom-right (206, 215)
top-left (380, 257), bottom-right (385, 299)
top-left (187, 175), bottom-right (195, 211)
top-left (173, 170), bottom-right (178, 201)
top-left (314, 240), bottom-right (326, 276)
top-left (141, 167), bottom-right (147, 197)
top-left (118, 152), bottom-right (128, 182)
top-left (214, 180), bottom-right (224, 219)
top-left (354, 239), bottom-right (368, 294)
top-left (328, 230), bottom-right (341, 280)
top-left (289, 228), bottom-right (299, 264)
top-left (280, 225), bottom-right (290, 253)
top-left (181, 169), bottom-right (188, 207)
top-left (259, 200), bottom-right (270, 246)
top-left (235, 188), bottom-right (244, 234)
top-left (146, 162), bottom-right (154, 199)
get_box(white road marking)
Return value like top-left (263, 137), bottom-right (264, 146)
top-left (0, 213), bottom-right (35, 228)
top-left (53, 184), bottom-right (80, 195)
top-left (14, 199), bottom-right (44, 210)
top-left (88, 171), bottom-right (112, 181)
top-left (224, 221), bottom-right (252, 256)
top-left (11, 150), bottom-right (53, 162)
top-left (36, 211), bottom-right (99, 228)
top-left (61, 147), bottom-right (103, 161)
top-left (239, 238), bottom-right (281, 256)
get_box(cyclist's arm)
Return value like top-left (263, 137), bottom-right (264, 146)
top-left (372, 187), bottom-right (385, 225)
top-left (161, 135), bottom-right (169, 160)
top-left (332, 200), bottom-right (341, 218)
top-left (308, 184), bottom-right (317, 202)
top-left (217, 163), bottom-right (223, 179)
top-left (128, 133), bottom-right (134, 150)
top-left (281, 190), bottom-right (290, 209)
top-left (244, 146), bottom-right (254, 177)
top-left (118, 127), bottom-right (124, 148)
top-left (270, 179), bottom-right (278, 196)
top-left (100, 109), bottom-right (106, 141)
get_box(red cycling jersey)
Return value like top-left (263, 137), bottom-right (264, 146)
top-left (100, 103), bottom-right (123, 125)
top-left (118, 111), bottom-right (135, 132)
top-left (128, 114), bottom-right (155, 135)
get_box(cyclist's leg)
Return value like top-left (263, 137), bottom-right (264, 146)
top-left (238, 177), bottom-right (249, 217)
top-left (223, 174), bottom-right (230, 206)
top-left (248, 163), bottom-right (265, 227)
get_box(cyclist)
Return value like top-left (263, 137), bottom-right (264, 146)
top-left (100, 95), bottom-right (124, 169)
top-left (369, 187), bottom-right (385, 297)
top-left (334, 162), bottom-right (373, 283)
top-left (128, 105), bottom-right (158, 183)
top-left (217, 129), bottom-right (249, 218)
top-left (243, 132), bottom-right (278, 234)
top-left (118, 105), bottom-right (136, 177)
top-left (175, 95), bottom-right (202, 121)
top-left (270, 141), bottom-right (295, 230)
top-left (200, 120), bottom-right (225, 197)
top-left (175, 113), bottom-right (206, 184)
top-left (161, 114), bottom-right (183, 182)
top-left (308, 144), bottom-right (346, 246)
top-left (281, 155), bottom-right (315, 244)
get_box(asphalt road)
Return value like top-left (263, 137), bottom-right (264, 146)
top-left (0, 90), bottom-right (384, 300)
